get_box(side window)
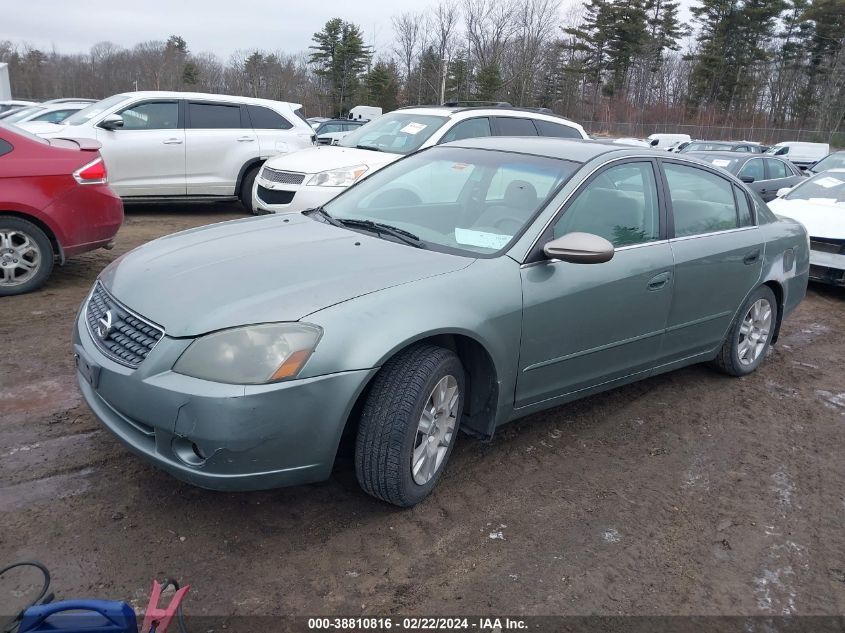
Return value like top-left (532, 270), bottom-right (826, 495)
top-left (664, 163), bottom-right (739, 237)
top-left (440, 118), bottom-right (491, 143)
top-left (0, 139), bottom-right (12, 157)
top-left (739, 159), bottom-right (764, 181)
top-left (735, 146), bottom-right (750, 153)
top-left (494, 117), bottom-right (538, 136)
top-left (534, 120), bottom-right (581, 138)
top-left (765, 158), bottom-right (788, 179)
top-left (734, 186), bottom-right (754, 227)
top-left (188, 102), bottom-right (241, 129)
top-left (553, 161), bottom-right (660, 247)
top-left (117, 101), bottom-right (178, 130)
top-left (37, 109), bottom-right (73, 123)
top-left (319, 122), bottom-right (345, 134)
top-left (247, 105), bottom-right (292, 130)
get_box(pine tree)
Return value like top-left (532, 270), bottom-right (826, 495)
top-left (310, 19), bottom-right (372, 116)
top-left (365, 61), bottom-right (400, 111)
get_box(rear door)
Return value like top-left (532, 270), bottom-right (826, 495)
top-left (516, 159), bottom-right (674, 407)
top-left (246, 104), bottom-right (303, 157)
top-left (185, 100), bottom-right (256, 196)
top-left (659, 160), bottom-right (763, 363)
top-left (763, 158), bottom-right (803, 200)
top-left (95, 99), bottom-right (185, 197)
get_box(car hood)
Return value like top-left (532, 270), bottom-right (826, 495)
top-left (100, 214), bottom-right (472, 337)
top-left (263, 145), bottom-right (400, 175)
top-left (769, 198), bottom-right (845, 239)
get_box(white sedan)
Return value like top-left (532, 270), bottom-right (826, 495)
top-left (769, 168), bottom-right (845, 285)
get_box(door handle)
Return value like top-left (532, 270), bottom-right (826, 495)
top-left (647, 271), bottom-right (671, 291)
top-left (236, 136), bottom-right (255, 142)
top-left (743, 249), bottom-right (761, 265)
top-left (162, 138), bottom-right (183, 144)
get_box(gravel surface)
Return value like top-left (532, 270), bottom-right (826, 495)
top-left (1, 204), bottom-right (844, 620)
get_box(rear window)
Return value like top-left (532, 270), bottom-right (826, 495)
top-left (0, 122), bottom-right (47, 145)
top-left (495, 117), bottom-right (538, 136)
top-left (535, 120), bottom-right (582, 138)
top-left (248, 105), bottom-right (292, 130)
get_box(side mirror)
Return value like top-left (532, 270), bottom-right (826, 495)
top-left (649, 138), bottom-right (659, 147)
top-left (100, 114), bottom-right (124, 130)
top-left (776, 187), bottom-right (792, 198)
top-left (543, 232), bottom-right (614, 264)
top-left (740, 175), bottom-right (755, 183)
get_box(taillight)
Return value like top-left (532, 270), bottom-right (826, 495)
top-left (73, 157), bottom-right (107, 184)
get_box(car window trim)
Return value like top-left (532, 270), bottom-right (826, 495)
top-left (523, 156), bottom-right (666, 264)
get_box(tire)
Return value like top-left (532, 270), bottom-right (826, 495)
top-left (0, 216), bottom-right (54, 296)
top-left (712, 285), bottom-right (778, 377)
top-left (355, 344), bottom-right (465, 507)
top-left (239, 164), bottom-right (265, 215)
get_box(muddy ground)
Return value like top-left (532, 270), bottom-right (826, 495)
top-left (1, 204), bottom-right (844, 622)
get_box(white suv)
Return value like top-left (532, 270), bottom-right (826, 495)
top-left (21, 91), bottom-right (315, 212)
top-left (253, 105), bottom-right (588, 214)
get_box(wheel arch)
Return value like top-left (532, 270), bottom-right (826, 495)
top-left (338, 331), bottom-right (500, 457)
top-left (762, 279), bottom-right (785, 343)
top-left (234, 158), bottom-right (264, 195)
top-left (0, 210), bottom-right (65, 264)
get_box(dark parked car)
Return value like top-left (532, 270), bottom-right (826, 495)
top-left (808, 150), bottom-right (845, 175)
top-left (686, 151), bottom-right (805, 201)
top-left (74, 138), bottom-right (808, 506)
top-left (0, 123), bottom-right (123, 295)
top-left (680, 141), bottom-right (767, 153)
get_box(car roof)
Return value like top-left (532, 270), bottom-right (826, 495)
top-left (441, 136), bottom-right (660, 162)
top-left (398, 105), bottom-right (582, 126)
top-left (114, 91), bottom-right (302, 110)
top-left (686, 150), bottom-right (754, 158)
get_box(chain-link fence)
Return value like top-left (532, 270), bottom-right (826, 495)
top-left (582, 121), bottom-right (844, 148)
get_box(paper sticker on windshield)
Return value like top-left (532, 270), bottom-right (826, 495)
top-left (400, 122), bottom-right (427, 135)
top-left (454, 228), bottom-right (510, 250)
top-left (711, 159), bottom-right (731, 167)
top-left (452, 163), bottom-right (469, 171)
top-left (814, 176), bottom-right (843, 188)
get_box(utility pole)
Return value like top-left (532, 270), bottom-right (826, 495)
top-left (440, 58), bottom-right (447, 105)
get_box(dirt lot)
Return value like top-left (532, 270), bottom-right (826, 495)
top-left (1, 205), bottom-right (844, 622)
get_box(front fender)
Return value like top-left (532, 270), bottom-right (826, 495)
top-left (299, 256), bottom-right (524, 426)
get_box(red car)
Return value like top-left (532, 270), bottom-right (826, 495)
top-left (0, 123), bottom-right (123, 296)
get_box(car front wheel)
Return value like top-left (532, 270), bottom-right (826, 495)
top-left (355, 344), bottom-right (464, 507)
top-left (0, 217), bottom-right (54, 296)
top-left (713, 285), bottom-right (778, 376)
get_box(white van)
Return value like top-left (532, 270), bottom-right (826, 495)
top-left (348, 106), bottom-right (382, 121)
top-left (766, 142), bottom-right (830, 169)
top-left (648, 133), bottom-right (691, 150)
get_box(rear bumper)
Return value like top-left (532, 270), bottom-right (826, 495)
top-left (50, 183), bottom-right (123, 257)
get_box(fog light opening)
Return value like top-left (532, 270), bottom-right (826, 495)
top-left (191, 442), bottom-right (206, 461)
top-left (172, 436), bottom-right (207, 467)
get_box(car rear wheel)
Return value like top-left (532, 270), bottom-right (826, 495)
top-left (355, 344), bottom-right (464, 507)
top-left (712, 285), bottom-right (777, 376)
top-left (240, 164), bottom-right (265, 215)
top-left (0, 217), bottom-right (54, 296)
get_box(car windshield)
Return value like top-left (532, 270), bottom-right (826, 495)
top-left (63, 94), bottom-right (130, 126)
top-left (689, 153), bottom-right (742, 171)
top-left (322, 146), bottom-right (579, 256)
top-left (683, 142), bottom-right (733, 152)
top-left (784, 172), bottom-right (845, 204)
top-left (3, 106), bottom-right (44, 123)
top-left (337, 112), bottom-right (447, 155)
top-left (813, 153), bottom-right (845, 173)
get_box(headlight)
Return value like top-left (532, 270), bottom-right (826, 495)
top-left (173, 323), bottom-right (322, 384)
top-left (307, 165), bottom-right (368, 187)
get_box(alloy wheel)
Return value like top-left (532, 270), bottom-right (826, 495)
top-left (412, 375), bottom-right (459, 485)
top-left (738, 298), bottom-right (773, 366)
top-left (0, 229), bottom-right (42, 287)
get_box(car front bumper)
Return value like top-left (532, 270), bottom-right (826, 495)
top-left (252, 175), bottom-right (342, 214)
top-left (809, 241), bottom-right (845, 285)
top-left (73, 308), bottom-right (376, 491)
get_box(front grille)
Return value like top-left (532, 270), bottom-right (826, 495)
top-left (86, 282), bottom-right (164, 368)
top-left (257, 185), bottom-right (295, 205)
top-left (810, 239), bottom-right (844, 255)
top-left (261, 167), bottom-right (305, 185)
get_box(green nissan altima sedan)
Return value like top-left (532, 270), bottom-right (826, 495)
top-left (73, 138), bottom-right (809, 506)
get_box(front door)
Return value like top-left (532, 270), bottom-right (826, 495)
top-left (95, 99), bottom-right (185, 197)
top-left (660, 160), bottom-right (764, 363)
top-left (516, 160), bottom-right (674, 408)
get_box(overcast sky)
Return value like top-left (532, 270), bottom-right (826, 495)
top-left (2, 0), bottom-right (694, 60)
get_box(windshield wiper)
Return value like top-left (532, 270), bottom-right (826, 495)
top-left (303, 206), bottom-right (341, 226)
top-left (336, 219), bottom-right (426, 248)
top-left (355, 144), bottom-right (383, 152)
